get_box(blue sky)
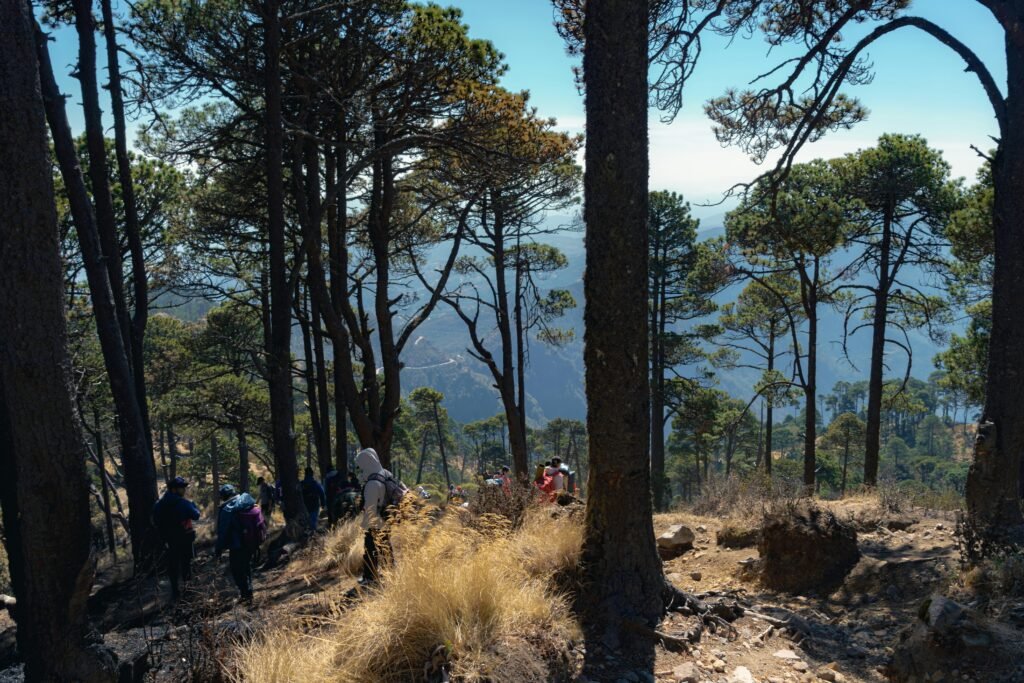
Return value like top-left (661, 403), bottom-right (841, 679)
top-left (49, 0), bottom-right (1003, 222)
top-left (451, 0), bottom-right (1004, 221)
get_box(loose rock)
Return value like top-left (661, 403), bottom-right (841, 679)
top-left (673, 662), bottom-right (699, 683)
top-left (773, 649), bottom-right (801, 660)
top-left (658, 524), bottom-right (696, 559)
top-left (729, 666), bottom-right (754, 683)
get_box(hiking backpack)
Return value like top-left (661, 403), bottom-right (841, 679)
top-left (237, 506), bottom-right (268, 551)
top-left (301, 480), bottom-right (322, 510)
top-left (366, 470), bottom-right (409, 517)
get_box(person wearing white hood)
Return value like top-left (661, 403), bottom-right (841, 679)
top-left (355, 447), bottom-right (400, 585)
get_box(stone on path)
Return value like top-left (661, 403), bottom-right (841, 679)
top-left (729, 665), bottom-right (754, 683)
top-left (672, 662), bottom-right (699, 683)
top-left (657, 524), bottom-right (695, 559)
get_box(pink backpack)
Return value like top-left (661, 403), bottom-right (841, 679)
top-left (237, 506), bottom-right (267, 551)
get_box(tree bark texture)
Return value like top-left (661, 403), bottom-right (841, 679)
top-left (35, 19), bottom-right (159, 569)
top-left (863, 206), bottom-right (892, 487)
top-left (99, 0), bottom-right (152, 450)
top-left (580, 0), bottom-right (664, 651)
top-left (966, 25), bottom-right (1024, 532)
top-left (0, 4), bottom-right (116, 677)
top-left (262, 0), bottom-right (303, 534)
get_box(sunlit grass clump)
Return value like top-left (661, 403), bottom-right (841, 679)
top-left (232, 505), bottom-right (582, 683)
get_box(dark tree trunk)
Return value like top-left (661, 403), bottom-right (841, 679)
top-left (35, 21), bottom-right (158, 569)
top-left (863, 206), bottom-right (892, 487)
top-left (0, 4), bottom-right (116, 676)
top-left (580, 0), bottom-right (663, 654)
top-left (326, 146), bottom-right (350, 474)
top-left (94, 411), bottom-right (117, 558)
top-left (803, 277), bottom-right (818, 490)
top-left (514, 250), bottom-right (529, 468)
top-left (765, 328), bottom-right (775, 476)
top-left (72, 0), bottom-right (137, 420)
top-left (433, 402), bottom-right (451, 490)
top-left (167, 424), bottom-right (177, 480)
top-left (99, 0), bottom-right (152, 450)
top-left (312, 299), bottom-right (333, 476)
top-left (841, 438), bottom-right (850, 498)
top-left (262, 0), bottom-right (303, 534)
top-left (491, 203), bottom-right (529, 477)
top-left (157, 420), bottom-right (168, 482)
top-left (415, 430), bottom-right (429, 485)
top-left (966, 27), bottom-right (1024, 532)
top-left (298, 289), bottom-right (328, 477)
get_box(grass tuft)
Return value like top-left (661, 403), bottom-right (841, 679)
top-left (232, 505), bottom-right (581, 683)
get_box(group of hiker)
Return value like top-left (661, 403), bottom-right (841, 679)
top-left (534, 456), bottom-right (577, 499)
top-left (151, 450), bottom-right (578, 603)
top-left (150, 447), bottom-right (409, 603)
top-left (152, 476), bottom-right (267, 604)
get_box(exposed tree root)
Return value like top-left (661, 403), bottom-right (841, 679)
top-left (661, 583), bottom-right (742, 642)
top-left (623, 618), bottom-right (696, 652)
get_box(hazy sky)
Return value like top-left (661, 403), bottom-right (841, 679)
top-left (48, 0), bottom-right (1004, 221)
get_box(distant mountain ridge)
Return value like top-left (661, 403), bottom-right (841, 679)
top-left (405, 216), bottom-right (956, 424)
top-left (159, 214), bottom-right (956, 425)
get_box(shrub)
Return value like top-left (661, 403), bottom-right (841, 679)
top-left (232, 505), bottom-right (582, 683)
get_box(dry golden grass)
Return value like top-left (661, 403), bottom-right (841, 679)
top-left (232, 505), bottom-right (582, 683)
top-left (306, 519), bottom-right (365, 577)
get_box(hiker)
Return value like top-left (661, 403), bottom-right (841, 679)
top-left (326, 469), bottom-right (360, 525)
top-left (546, 457), bottom-right (566, 492)
top-left (257, 476), bottom-right (275, 518)
top-left (499, 465), bottom-right (512, 490)
top-left (534, 460), bottom-right (549, 484)
top-left (356, 448), bottom-right (409, 586)
top-left (152, 476), bottom-right (200, 601)
top-left (300, 467), bottom-right (327, 532)
top-left (215, 484), bottom-right (265, 604)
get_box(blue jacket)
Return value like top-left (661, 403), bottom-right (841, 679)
top-left (301, 476), bottom-right (326, 510)
top-left (152, 492), bottom-right (200, 542)
top-left (215, 492), bottom-right (256, 553)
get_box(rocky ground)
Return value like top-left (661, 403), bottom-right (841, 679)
top-left (1, 498), bottom-right (1021, 682)
top-left (642, 502), bottom-right (966, 683)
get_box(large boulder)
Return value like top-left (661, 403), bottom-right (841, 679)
top-left (888, 595), bottom-right (1024, 682)
top-left (759, 502), bottom-right (859, 594)
top-left (657, 524), bottom-right (695, 560)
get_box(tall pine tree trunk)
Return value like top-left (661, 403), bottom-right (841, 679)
top-left (99, 0), bottom-right (152, 450)
top-left (0, 4), bottom-right (116, 675)
top-left (262, 0), bottom-right (303, 534)
top-left (966, 27), bottom-right (1024, 534)
top-left (35, 20), bottom-right (158, 570)
top-left (765, 328), bottom-right (775, 475)
top-left (864, 206), bottom-right (892, 487)
top-left (94, 411), bottom-right (117, 558)
top-left (433, 402), bottom-right (451, 490)
top-left (312, 299), bottom-right (333, 476)
top-left (580, 0), bottom-right (664, 653)
top-left (803, 278), bottom-right (818, 490)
